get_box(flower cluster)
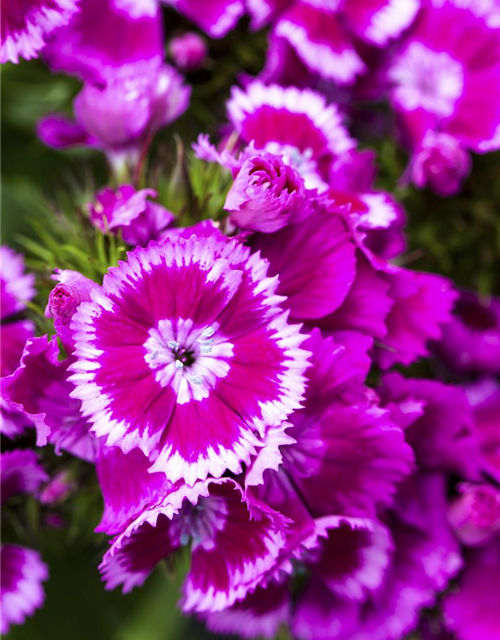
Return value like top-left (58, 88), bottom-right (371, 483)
top-left (1, 1), bottom-right (499, 639)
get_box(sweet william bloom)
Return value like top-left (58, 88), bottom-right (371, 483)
top-left (224, 153), bottom-right (308, 233)
top-left (0, 0), bottom-right (79, 64)
top-left (227, 81), bottom-right (355, 191)
top-left (1, 449), bottom-right (48, 505)
top-left (435, 290), bottom-right (500, 376)
top-left (38, 62), bottom-right (191, 171)
top-left (0, 546), bottom-right (49, 635)
top-left (409, 131), bottom-right (471, 197)
top-left (2, 335), bottom-right (97, 462)
top-left (43, 0), bottom-right (164, 83)
top-left (165, 0), bottom-right (245, 38)
top-left (270, 0), bottom-right (419, 85)
top-left (69, 233), bottom-right (310, 485)
top-left (443, 541), bottom-right (500, 640)
top-left (1, 246), bottom-right (35, 320)
top-left (100, 478), bottom-right (287, 613)
top-left (379, 373), bottom-right (480, 479)
top-left (45, 268), bottom-right (98, 353)
top-left (169, 32), bottom-right (207, 72)
top-left (448, 482), bottom-right (500, 547)
top-left (88, 185), bottom-right (174, 246)
top-left (388, 0), bottom-right (500, 153)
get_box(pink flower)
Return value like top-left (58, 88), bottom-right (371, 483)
top-left (448, 482), bottom-right (500, 547)
top-left (409, 131), bottom-right (471, 196)
top-left (69, 232), bottom-right (310, 485)
top-left (169, 32), bottom-right (207, 71)
top-left (88, 185), bottom-right (174, 246)
top-left (388, 0), bottom-right (500, 153)
top-left (224, 153), bottom-right (308, 233)
top-left (1, 246), bottom-right (35, 320)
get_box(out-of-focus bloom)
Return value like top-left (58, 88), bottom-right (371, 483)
top-left (408, 131), bottom-right (471, 196)
top-left (388, 0), bottom-right (500, 153)
top-left (43, 0), bottom-right (164, 83)
top-left (39, 470), bottom-right (75, 505)
top-left (45, 269), bottom-right (98, 353)
top-left (1, 449), bottom-right (49, 635)
top-left (443, 541), bottom-right (500, 640)
top-left (465, 378), bottom-right (500, 483)
top-left (100, 478), bottom-right (287, 612)
top-left (2, 335), bottom-right (97, 462)
top-left (379, 373), bottom-right (480, 479)
top-left (224, 153), bottom-right (308, 233)
top-left (435, 291), bottom-right (500, 376)
top-left (269, 0), bottom-right (419, 84)
top-left (165, 0), bottom-right (245, 38)
top-left (88, 185), bottom-right (174, 246)
top-left (374, 266), bottom-right (457, 369)
top-left (226, 81), bottom-right (355, 191)
top-left (0, 546), bottom-right (49, 635)
top-left (1, 246), bottom-right (35, 320)
top-left (1, 449), bottom-right (48, 504)
top-left (448, 482), bottom-right (500, 547)
top-left (0, 0), bottom-right (79, 64)
top-left (38, 62), bottom-right (191, 171)
top-left (169, 32), bottom-right (207, 71)
top-left (69, 233), bottom-right (310, 485)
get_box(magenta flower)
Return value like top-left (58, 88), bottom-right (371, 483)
top-left (100, 479), bottom-right (287, 612)
top-left (38, 62), bottom-right (191, 171)
top-left (0, 545), bottom-right (49, 635)
top-left (269, 0), bottom-right (419, 85)
top-left (435, 290), bottom-right (500, 376)
top-left (0, 0), bottom-right (79, 64)
top-left (45, 269), bottom-right (98, 353)
top-left (166, 0), bottom-right (245, 38)
top-left (227, 81), bottom-right (355, 191)
top-left (1, 449), bottom-right (48, 505)
top-left (88, 185), bottom-right (174, 246)
top-left (69, 233), bottom-right (310, 485)
top-left (409, 131), bottom-right (472, 196)
top-left (1, 449), bottom-right (49, 635)
top-left (448, 482), bottom-right (500, 547)
top-left (379, 373), bottom-right (480, 479)
top-left (169, 32), bottom-right (207, 71)
top-left (443, 541), bottom-right (500, 640)
top-left (2, 335), bottom-right (97, 462)
top-left (388, 0), bottom-right (500, 153)
top-left (224, 153), bottom-right (308, 233)
top-left (43, 0), bottom-right (164, 83)
top-left (1, 246), bottom-right (35, 320)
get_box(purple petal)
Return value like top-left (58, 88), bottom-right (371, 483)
top-left (1, 449), bottom-right (48, 505)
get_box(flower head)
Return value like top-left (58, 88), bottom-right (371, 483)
top-left (88, 185), bottom-right (174, 246)
top-left (1, 246), bottom-right (35, 320)
top-left (224, 153), bottom-right (308, 233)
top-left (169, 32), bottom-right (208, 71)
top-left (70, 232), bottom-right (310, 485)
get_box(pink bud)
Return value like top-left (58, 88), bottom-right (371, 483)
top-left (448, 482), bottom-right (500, 546)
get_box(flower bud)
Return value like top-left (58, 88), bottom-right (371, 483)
top-left (169, 32), bottom-right (207, 72)
top-left (448, 482), bottom-right (500, 546)
top-left (410, 131), bottom-right (471, 197)
top-left (224, 153), bottom-right (307, 233)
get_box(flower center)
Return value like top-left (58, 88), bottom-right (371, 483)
top-left (170, 495), bottom-right (228, 550)
top-left (143, 319), bottom-right (233, 403)
top-left (389, 42), bottom-right (464, 117)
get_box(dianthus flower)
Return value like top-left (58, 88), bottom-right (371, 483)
top-left (70, 232), bottom-right (310, 485)
top-left (1, 450), bottom-right (49, 635)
